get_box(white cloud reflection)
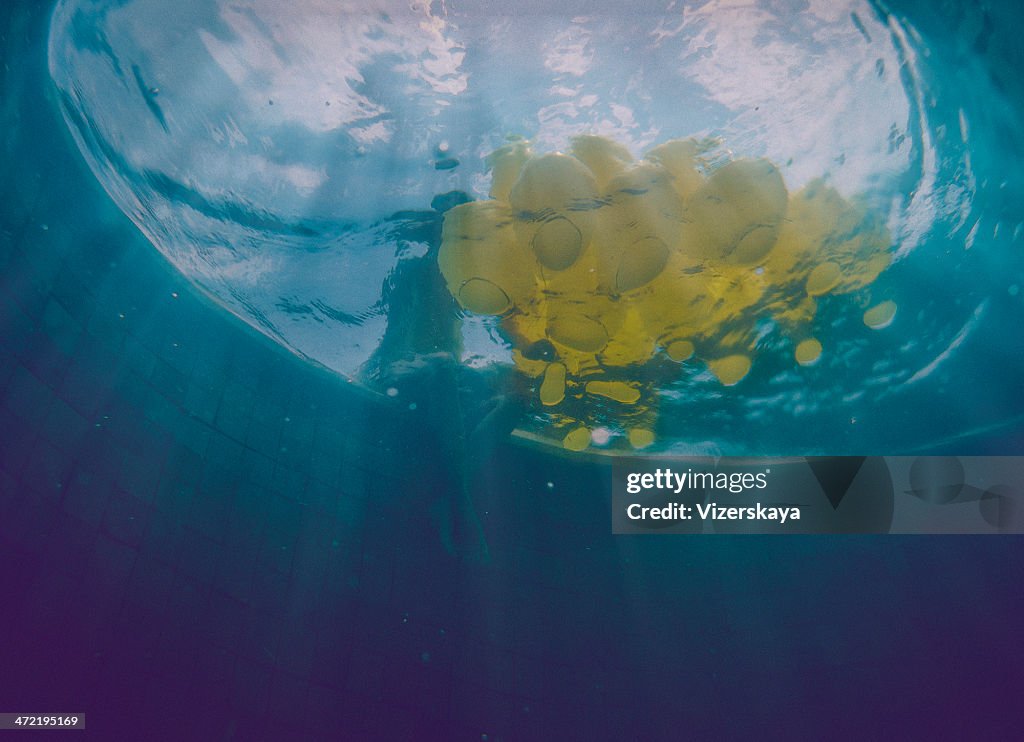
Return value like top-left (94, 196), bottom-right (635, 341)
top-left (51, 0), bottom-right (960, 381)
top-left (544, 25), bottom-right (594, 77)
top-left (199, 0), bottom-right (467, 134)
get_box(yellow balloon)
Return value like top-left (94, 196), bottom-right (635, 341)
top-left (571, 134), bottom-right (633, 188)
top-left (806, 262), bottom-right (842, 296)
top-left (629, 428), bottom-right (656, 449)
top-left (685, 159), bottom-right (787, 265)
top-left (863, 300), bottom-right (897, 329)
top-left (707, 355), bottom-right (752, 386)
top-left (510, 153), bottom-right (599, 272)
top-left (563, 426), bottom-right (592, 452)
top-left (795, 338), bottom-right (823, 366)
top-left (438, 200), bottom-right (537, 314)
top-left (585, 380), bottom-right (641, 404)
top-left (547, 313), bottom-right (609, 353)
top-left (666, 340), bottom-right (695, 362)
top-left (539, 362), bottom-right (567, 406)
top-left (645, 139), bottom-right (706, 201)
top-left (485, 139), bottom-right (531, 202)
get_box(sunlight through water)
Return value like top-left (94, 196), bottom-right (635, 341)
top-left (48, 0), bottom-right (1024, 453)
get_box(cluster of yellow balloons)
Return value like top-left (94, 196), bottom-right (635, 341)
top-left (438, 135), bottom-right (896, 451)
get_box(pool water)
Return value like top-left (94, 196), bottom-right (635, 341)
top-left (2, 0), bottom-right (1023, 739)
top-left (47, 0), bottom-right (1024, 455)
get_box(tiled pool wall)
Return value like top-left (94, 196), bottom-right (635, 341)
top-left (3, 1), bottom-right (1024, 739)
top-left (0, 4), bottom-right (632, 737)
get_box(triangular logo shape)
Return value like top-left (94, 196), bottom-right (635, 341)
top-left (807, 457), bottom-right (865, 510)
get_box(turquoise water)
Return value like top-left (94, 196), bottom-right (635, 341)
top-left (47, 0), bottom-right (1024, 455)
top-left (2, 1), bottom-right (1024, 739)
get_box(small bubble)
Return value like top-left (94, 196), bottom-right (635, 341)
top-left (546, 481), bottom-right (554, 489)
top-left (41, 224), bottom-right (49, 231)
top-left (421, 651), bottom-right (430, 663)
top-left (171, 292), bottom-right (178, 298)
top-left (1009, 284), bottom-right (1019, 296)
top-left (386, 387), bottom-right (399, 397)
top-left (284, 417), bottom-right (291, 423)
top-left (408, 402), bottom-right (417, 410)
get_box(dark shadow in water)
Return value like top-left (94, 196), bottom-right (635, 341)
top-left (361, 198), bottom-right (528, 562)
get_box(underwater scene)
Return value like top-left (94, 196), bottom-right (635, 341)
top-left (48, 0), bottom-right (1024, 455)
top-left (2, 0), bottom-right (1024, 738)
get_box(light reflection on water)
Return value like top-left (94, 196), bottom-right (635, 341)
top-left (48, 0), bottom-right (1024, 453)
